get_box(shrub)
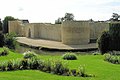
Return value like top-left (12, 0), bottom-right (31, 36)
top-left (4, 33), bottom-right (17, 49)
top-left (104, 53), bottom-right (120, 64)
top-left (109, 23), bottom-right (120, 50)
top-left (23, 51), bottom-right (37, 59)
top-left (0, 61), bottom-right (8, 71)
top-left (0, 47), bottom-right (9, 56)
top-left (12, 59), bottom-right (22, 70)
top-left (0, 54), bottom-right (93, 77)
top-left (51, 61), bottom-right (69, 75)
top-left (78, 65), bottom-right (94, 77)
top-left (97, 31), bottom-right (111, 54)
top-left (62, 53), bottom-right (77, 60)
top-left (98, 23), bottom-right (120, 54)
top-left (27, 57), bottom-right (40, 69)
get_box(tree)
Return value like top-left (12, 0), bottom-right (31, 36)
top-left (109, 13), bottom-right (120, 21)
top-left (3, 16), bottom-right (15, 33)
top-left (64, 13), bottom-right (74, 21)
top-left (55, 18), bottom-right (63, 24)
top-left (0, 33), bottom-right (4, 47)
top-left (55, 13), bottom-right (74, 24)
top-left (0, 19), bottom-right (2, 31)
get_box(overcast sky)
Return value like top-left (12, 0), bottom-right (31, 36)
top-left (0, 0), bottom-right (120, 23)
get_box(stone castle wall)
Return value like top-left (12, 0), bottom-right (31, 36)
top-left (31, 23), bottom-right (61, 41)
top-left (90, 22), bottom-right (109, 39)
top-left (61, 21), bottom-right (90, 44)
top-left (9, 21), bottom-right (23, 36)
top-left (9, 20), bottom-right (111, 45)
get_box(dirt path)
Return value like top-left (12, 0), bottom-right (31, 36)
top-left (17, 37), bottom-right (97, 50)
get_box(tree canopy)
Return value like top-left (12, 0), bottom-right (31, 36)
top-left (55, 13), bottom-right (74, 24)
top-left (3, 16), bottom-right (16, 33)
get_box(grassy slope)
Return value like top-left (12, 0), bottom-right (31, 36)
top-left (0, 49), bottom-right (120, 80)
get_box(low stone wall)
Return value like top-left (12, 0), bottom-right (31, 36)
top-left (61, 21), bottom-right (90, 45)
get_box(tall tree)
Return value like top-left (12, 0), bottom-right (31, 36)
top-left (3, 16), bottom-right (15, 33)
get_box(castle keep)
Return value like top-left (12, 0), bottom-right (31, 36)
top-left (9, 20), bottom-right (109, 45)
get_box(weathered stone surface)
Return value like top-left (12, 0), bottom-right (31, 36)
top-left (9, 20), bottom-right (112, 45)
top-left (61, 21), bottom-right (90, 45)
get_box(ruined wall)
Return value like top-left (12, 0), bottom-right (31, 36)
top-left (9, 21), bottom-right (24, 36)
top-left (61, 21), bottom-right (90, 45)
top-left (90, 22), bottom-right (109, 39)
top-left (24, 23), bottom-right (35, 38)
top-left (30, 23), bottom-right (61, 41)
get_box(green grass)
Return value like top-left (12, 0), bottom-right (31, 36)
top-left (0, 48), bottom-right (120, 80)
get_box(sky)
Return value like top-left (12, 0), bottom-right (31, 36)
top-left (0, 0), bottom-right (120, 23)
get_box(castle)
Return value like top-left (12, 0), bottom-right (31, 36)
top-left (9, 20), bottom-right (109, 45)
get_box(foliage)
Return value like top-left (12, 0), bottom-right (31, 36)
top-left (64, 13), bottom-right (74, 21)
top-left (109, 23), bottom-right (120, 51)
top-left (62, 53), bottom-right (77, 60)
top-left (4, 33), bottom-right (17, 49)
top-left (0, 19), bottom-right (2, 31)
top-left (0, 50), bottom-right (120, 80)
top-left (109, 13), bottom-right (120, 21)
top-left (104, 53), bottom-right (120, 64)
top-left (0, 51), bottom-right (92, 77)
top-left (51, 61), bottom-right (69, 75)
top-left (0, 47), bottom-right (9, 56)
top-left (55, 13), bottom-right (74, 24)
top-left (23, 51), bottom-right (37, 59)
top-left (0, 33), bottom-right (4, 47)
top-left (97, 31), bottom-right (111, 54)
top-left (3, 16), bottom-right (16, 33)
top-left (98, 23), bottom-right (120, 54)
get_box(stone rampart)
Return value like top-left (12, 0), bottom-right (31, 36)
top-left (61, 21), bottom-right (90, 45)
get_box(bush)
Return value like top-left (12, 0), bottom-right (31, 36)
top-left (62, 53), bottom-right (77, 60)
top-left (51, 61), bottom-right (69, 75)
top-left (104, 53), bottom-right (120, 64)
top-left (109, 23), bottom-right (120, 50)
top-left (27, 57), bottom-right (40, 69)
top-left (0, 47), bottom-right (9, 56)
top-left (0, 33), bottom-right (4, 47)
top-left (77, 65), bottom-right (94, 77)
top-left (4, 33), bottom-right (17, 49)
top-left (0, 54), bottom-right (93, 77)
top-left (97, 31), bottom-right (111, 54)
top-left (98, 23), bottom-right (120, 54)
top-left (23, 51), bottom-right (37, 59)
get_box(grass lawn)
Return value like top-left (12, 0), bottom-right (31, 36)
top-left (0, 48), bottom-right (120, 80)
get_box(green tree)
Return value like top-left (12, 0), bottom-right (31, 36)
top-left (64, 13), bottom-right (74, 21)
top-left (3, 16), bottom-right (15, 33)
top-left (0, 33), bottom-right (4, 47)
top-left (0, 19), bottom-right (2, 31)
